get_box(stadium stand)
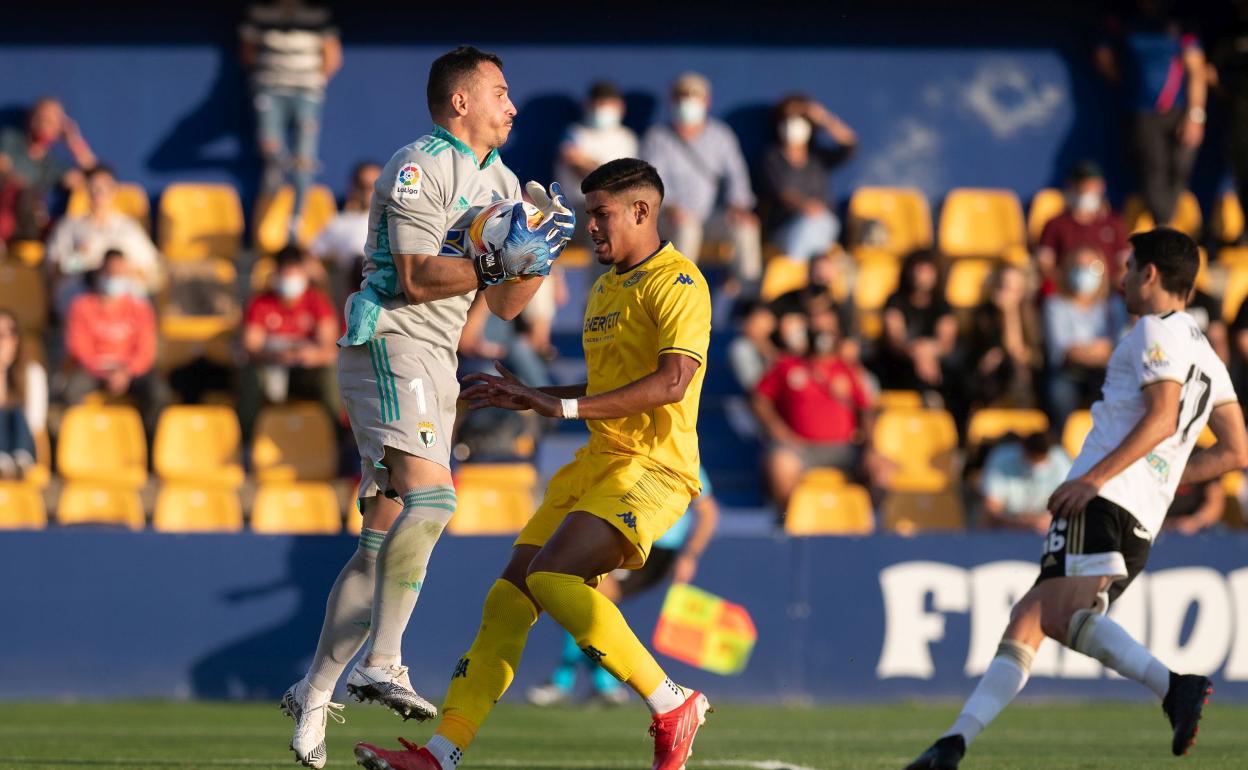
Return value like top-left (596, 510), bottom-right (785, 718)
top-left (56, 404), bottom-right (147, 488)
top-left (251, 402), bottom-right (338, 483)
top-left (251, 482), bottom-right (341, 535)
top-left (0, 481), bottom-right (47, 529)
top-left (1026, 187), bottom-right (1065, 244)
top-left (847, 187), bottom-right (933, 256)
top-left (449, 462), bottom-right (539, 535)
top-left (937, 188), bottom-right (1027, 264)
top-left (66, 181), bottom-right (152, 233)
top-left (153, 485), bottom-right (244, 533)
top-left (785, 479), bottom-right (873, 536)
top-left (157, 183), bottom-right (245, 262)
top-left (1122, 191), bottom-right (1202, 238)
top-left (154, 405), bottom-right (245, 487)
top-left (57, 483), bottom-right (145, 529)
top-left (253, 184), bottom-right (338, 256)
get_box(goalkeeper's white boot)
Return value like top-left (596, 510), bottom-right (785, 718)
top-left (346, 663), bottom-right (438, 721)
top-left (280, 679), bottom-right (345, 769)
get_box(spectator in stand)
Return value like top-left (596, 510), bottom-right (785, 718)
top-left (873, 250), bottom-right (958, 401)
top-left (311, 160), bottom-right (380, 307)
top-left (728, 299), bottom-right (778, 391)
top-left (965, 264), bottom-right (1043, 410)
top-left (1096, 1), bottom-right (1207, 224)
top-left (0, 97), bottom-right (96, 242)
top-left (1164, 478), bottom-right (1225, 534)
top-left (1214, 0), bottom-right (1248, 245)
top-left (240, 245), bottom-right (339, 436)
top-left (978, 431), bottom-right (1073, 533)
top-left (757, 94), bottom-right (857, 260)
top-left (642, 72), bottom-right (761, 290)
top-left (1188, 284), bottom-right (1229, 364)
top-left (45, 165), bottom-right (161, 317)
top-left (555, 81), bottom-right (639, 245)
top-left (753, 314), bottom-right (872, 514)
top-left (240, 0), bottom-right (342, 240)
top-left (62, 249), bottom-right (166, 436)
top-left (1035, 161), bottom-right (1130, 295)
top-left (0, 309), bottom-right (45, 479)
top-left (770, 251), bottom-right (853, 335)
top-left (1043, 245), bottom-right (1128, 423)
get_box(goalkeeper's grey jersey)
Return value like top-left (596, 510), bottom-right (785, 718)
top-left (343, 124), bottom-right (520, 374)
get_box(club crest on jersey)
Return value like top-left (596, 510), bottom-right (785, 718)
top-left (393, 163), bottom-right (422, 199)
top-left (417, 421), bottom-right (437, 449)
top-left (622, 270), bottom-right (648, 288)
top-left (1144, 342), bottom-right (1169, 370)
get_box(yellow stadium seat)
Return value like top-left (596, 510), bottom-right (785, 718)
top-left (254, 185), bottom-right (338, 255)
top-left (1223, 263), bottom-right (1248, 323)
top-left (882, 489), bottom-right (965, 533)
top-left (56, 404), bottom-right (147, 488)
top-left (1062, 409), bottom-right (1094, 458)
top-left (0, 262), bottom-right (48, 333)
top-left (1123, 192), bottom-right (1202, 238)
top-left (57, 483), bottom-right (144, 529)
top-left (1027, 187), bottom-right (1066, 244)
top-left (449, 463), bottom-right (538, 535)
top-left (0, 482), bottom-right (46, 529)
top-left (558, 245), bottom-right (592, 268)
top-left (966, 408), bottom-right (1050, 454)
top-left (158, 183), bottom-right (244, 261)
top-left (252, 482), bottom-right (341, 534)
top-left (785, 481), bottom-right (874, 536)
top-left (1214, 191), bottom-right (1244, 245)
top-left (760, 256), bottom-right (809, 301)
top-left (252, 402), bottom-right (338, 483)
top-left (154, 405), bottom-right (244, 487)
top-left (67, 182), bottom-right (151, 232)
top-left (250, 257), bottom-right (277, 294)
top-left (938, 188), bottom-right (1026, 259)
top-left (344, 480), bottom-right (363, 535)
top-left (848, 187), bottom-right (933, 256)
top-left (944, 258), bottom-right (995, 309)
top-left (872, 408), bottom-right (960, 492)
top-left (154, 484), bottom-right (243, 533)
top-left (876, 390), bottom-right (924, 410)
top-left (28, 427), bottom-right (50, 489)
top-left (9, 240), bottom-right (45, 266)
top-left (853, 253), bottom-right (901, 339)
top-left (801, 467), bottom-right (847, 488)
top-left (1218, 246), bottom-right (1248, 268)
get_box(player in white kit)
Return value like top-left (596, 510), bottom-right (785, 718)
top-left (905, 228), bottom-right (1248, 769)
top-left (278, 46), bottom-right (574, 768)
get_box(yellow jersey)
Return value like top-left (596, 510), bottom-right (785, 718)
top-left (581, 242), bottom-right (711, 494)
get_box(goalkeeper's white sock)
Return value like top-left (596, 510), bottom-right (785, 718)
top-left (1068, 609), bottom-right (1170, 699)
top-left (364, 487), bottom-right (454, 667)
top-left (306, 528), bottom-right (385, 692)
top-left (945, 640), bottom-right (1034, 746)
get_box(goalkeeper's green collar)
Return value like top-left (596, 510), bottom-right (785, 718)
top-left (432, 124), bottom-right (499, 169)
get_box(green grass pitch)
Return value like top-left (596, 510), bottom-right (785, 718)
top-left (1, 700), bottom-right (1245, 769)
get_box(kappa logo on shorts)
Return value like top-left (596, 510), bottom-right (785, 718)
top-left (616, 511), bottom-right (638, 531)
top-left (417, 421), bottom-right (437, 449)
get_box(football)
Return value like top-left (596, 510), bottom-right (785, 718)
top-left (466, 198), bottom-right (545, 258)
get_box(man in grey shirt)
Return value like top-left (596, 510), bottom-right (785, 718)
top-left (279, 45), bottom-right (573, 770)
top-left (641, 72), bottom-right (761, 289)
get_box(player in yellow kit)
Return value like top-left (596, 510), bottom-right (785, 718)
top-left (354, 158), bottom-right (713, 770)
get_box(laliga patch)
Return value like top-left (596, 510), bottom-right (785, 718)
top-left (1143, 342), bottom-right (1169, 370)
top-left (393, 162), bottom-right (423, 200)
top-left (417, 421), bottom-right (437, 449)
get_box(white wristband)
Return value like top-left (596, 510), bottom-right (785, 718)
top-left (560, 398), bottom-right (579, 419)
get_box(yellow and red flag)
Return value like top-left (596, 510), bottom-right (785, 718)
top-left (652, 583), bottom-right (756, 675)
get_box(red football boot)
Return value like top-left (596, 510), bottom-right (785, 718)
top-left (649, 690), bottom-right (712, 770)
top-left (353, 738), bottom-right (442, 770)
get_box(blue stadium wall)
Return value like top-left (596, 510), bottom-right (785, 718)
top-left (4, 530), bottom-right (1248, 703)
top-left (0, 1), bottom-right (1235, 216)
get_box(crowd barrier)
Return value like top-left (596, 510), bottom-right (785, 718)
top-left (3, 529), bottom-right (1246, 702)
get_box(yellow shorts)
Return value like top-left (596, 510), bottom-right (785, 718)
top-left (515, 450), bottom-right (692, 570)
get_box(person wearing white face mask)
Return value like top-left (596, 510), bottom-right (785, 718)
top-left (61, 248), bottom-right (168, 438)
top-left (1042, 246), bottom-right (1129, 424)
top-left (758, 94), bottom-right (857, 261)
top-left (555, 81), bottom-right (638, 229)
top-left (1035, 160), bottom-right (1129, 298)
top-left (239, 244), bottom-right (340, 440)
top-left (641, 72), bottom-right (762, 290)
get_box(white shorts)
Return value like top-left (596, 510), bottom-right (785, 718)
top-left (338, 335), bottom-right (458, 498)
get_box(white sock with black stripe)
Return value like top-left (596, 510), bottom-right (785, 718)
top-left (365, 487), bottom-right (455, 667)
top-left (1068, 608), bottom-right (1170, 698)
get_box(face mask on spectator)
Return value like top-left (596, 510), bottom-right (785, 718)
top-left (781, 116), bottom-right (812, 146)
top-left (675, 97), bottom-right (707, 126)
top-left (810, 330), bottom-right (837, 355)
top-left (278, 274), bottom-right (308, 300)
top-left (1071, 190), bottom-right (1103, 214)
top-left (1070, 266), bottom-right (1102, 296)
top-left (100, 276), bottom-right (129, 298)
top-left (590, 105), bottom-right (623, 130)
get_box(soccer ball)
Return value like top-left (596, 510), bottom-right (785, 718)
top-left (466, 199), bottom-right (544, 258)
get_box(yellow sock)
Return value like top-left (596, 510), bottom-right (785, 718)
top-left (434, 579), bottom-right (538, 750)
top-left (526, 570), bottom-right (665, 697)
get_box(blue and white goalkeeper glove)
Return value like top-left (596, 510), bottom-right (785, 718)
top-left (499, 181), bottom-right (575, 278)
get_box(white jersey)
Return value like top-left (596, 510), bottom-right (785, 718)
top-left (1067, 310), bottom-right (1237, 537)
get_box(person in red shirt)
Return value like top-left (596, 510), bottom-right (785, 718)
top-left (62, 248), bottom-right (167, 436)
top-left (240, 244), bottom-right (339, 437)
top-left (752, 311), bottom-right (873, 514)
top-left (1036, 160), bottom-right (1130, 295)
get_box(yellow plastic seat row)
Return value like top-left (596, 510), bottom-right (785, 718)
top-left (67, 182), bottom-right (152, 232)
top-left (449, 463), bottom-right (539, 535)
top-left (251, 402), bottom-right (338, 483)
top-left (57, 404), bottom-right (147, 488)
top-left (252, 482), bottom-right (341, 534)
top-left (848, 187), bottom-right (933, 256)
top-left (872, 407), bottom-right (960, 493)
top-left (154, 405), bottom-right (244, 487)
top-left (1123, 192), bottom-right (1202, 239)
top-left (158, 183), bottom-right (245, 262)
top-left (786, 480), bottom-right (873, 536)
top-left (938, 188), bottom-right (1026, 262)
top-left (253, 184), bottom-right (338, 256)
top-left (966, 408), bottom-right (1050, 454)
